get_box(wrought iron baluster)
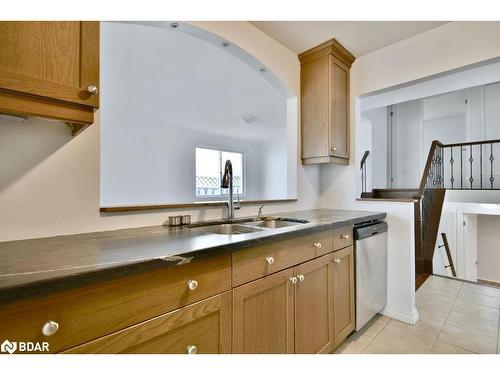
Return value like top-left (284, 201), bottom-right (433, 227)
top-left (469, 144), bottom-right (474, 189)
top-left (450, 147), bottom-right (455, 189)
top-left (361, 165), bottom-right (365, 194)
top-left (480, 144), bottom-right (483, 189)
top-left (460, 146), bottom-right (463, 189)
top-left (490, 143), bottom-right (494, 189)
top-left (432, 148), bottom-right (436, 187)
top-left (364, 163), bottom-right (367, 193)
top-left (441, 146), bottom-right (444, 188)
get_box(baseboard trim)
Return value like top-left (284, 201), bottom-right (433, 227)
top-left (381, 306), bottom-right (419, 325)
top-left (478, 279), bottom-right (500, 288)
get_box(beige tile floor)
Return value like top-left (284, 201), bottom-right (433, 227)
top-left (335, 275), bottom-right (500, 354)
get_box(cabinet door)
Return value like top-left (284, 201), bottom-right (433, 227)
top-left (0, 21), bottom-right (99, 124)
top-left (233, 268), bottom-right (295, 353)
top-left (330, 56), bottom-right (349, 159)
top-left (65, 292), bottom-right (231, 354)
top-left (301, 54), bottom-right (330, 159)
top-left (294, 254), bottom-right (335, 354)
top-left (332, 246), bottom-right (355, 346)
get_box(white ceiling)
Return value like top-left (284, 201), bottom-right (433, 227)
top-left (101, 22), bottom-right (287, 141)
top-left (250, 21), bottom-right (448, 56)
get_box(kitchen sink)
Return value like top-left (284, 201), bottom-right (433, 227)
top-left (244, 219), bottom-right (306, 229)
top-left (204, 223), bottom-right (265, 235)
top-left (190, 217), bottom-right (309, 235)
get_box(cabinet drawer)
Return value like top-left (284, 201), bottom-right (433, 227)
top-left (333, 226), bottom-right (353, 250)
top-left (65, 292), bottom-right (231, 354)
top-left (0, 253), bottom-right (231, 353)
top-left (232, 230), bottom-right (333, 286)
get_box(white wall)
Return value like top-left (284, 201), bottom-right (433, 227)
top-left (0, 21), bottom-right (321, 242)
top-left (101, 118), bottom-right (266, 205)
top-left (361, 107), bottom-right (387, 189)
top-left (394, 100), bottom-right (421, 188)
top-left (260, 137), bottom-right (288, 199)
top-left (0, 117), bottom-right (72, 195)
top-left (485, 82), bottom-right (500, 140)
top-left (477, 214), bottom-right (500, 284)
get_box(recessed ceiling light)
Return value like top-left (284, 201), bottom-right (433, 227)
top-left (259, 67), bottom-right (267, 73)
top-left (222, 41), bottom-right (230, 48)
top-left (170, 22), bottom-right (180, 29)
top-left (240, 115), bottom-right (257, 125)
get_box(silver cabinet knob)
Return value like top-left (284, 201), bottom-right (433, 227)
top-left (297, 274), bottom-right (305, 282)
top-left (87, 85), bottom-right (99, 95)
top-left (313, 242), bottom-right (322, 249)
top-left (187, 279), bottom-right (198, 290)
top-left (341, 234), bottom-right (350, 240)
top-left (331, 146), bottom-right (337, 152)
top-left (186, 345), bottom-right (197, 354)
top-left (42, 320), bottom-right (59, 336)
top-left (334, 259), bottom-right (341, 264)
top-left (265, 256), bottom-right (275, 265)
top-left (289, 276), bottom-right (298, 284)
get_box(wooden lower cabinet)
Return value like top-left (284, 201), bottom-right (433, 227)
top-left (65, 292), bottom-right (231, 354)
top-left (295, 254), bottom-right (335, 354)
top-left (232, 253), bottom-right (342, 354)
top-left (7, 229), bottom-right (356, 354)
top-left (233, 268), bottom-right (295, 354)
top-left (332, 246), bottom-right (356, 346)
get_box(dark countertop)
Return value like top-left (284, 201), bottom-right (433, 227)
top-left (0, 209), bottom-right (385, 304)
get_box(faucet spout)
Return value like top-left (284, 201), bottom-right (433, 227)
top-left (221, 160), bottom-right (235, 220)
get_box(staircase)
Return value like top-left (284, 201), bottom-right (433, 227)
top-left (361, 138), bottom-right (500, 287)
top-left (418, 188), bottom-right (446, 274)
top-left (361, 188), bottom-right (418, 200)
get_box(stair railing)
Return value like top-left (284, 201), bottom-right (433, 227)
top-left (414, 140), bottom-right (444, 199)
top-left (360, 150), bottom-right (370, 196)
top-left (416, 139), bottom-right (500, 198)
top-left (438, 233), bottom-right (456, 277)
top-left (441, 139), bottom-right (500, 190)
top-left (414, 138), bottom-right (500, 276)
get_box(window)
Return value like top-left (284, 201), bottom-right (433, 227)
top-left (195, 147), bottom-right (244, 197)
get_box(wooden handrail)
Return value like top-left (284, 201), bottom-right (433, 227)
top-left (442, 138), bottom-right (500, 148)
top-left (360, 150), bottom-right (370, 169)
top-left (439, 233), bottom-right (456, 277)
top-left (414, 140), bottom-right (444, 199)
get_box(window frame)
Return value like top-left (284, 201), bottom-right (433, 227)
top-left (194, 145), bottom-right (246, 199)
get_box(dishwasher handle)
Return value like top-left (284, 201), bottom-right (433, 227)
top-left (354, 222), bottom-right (388, 240)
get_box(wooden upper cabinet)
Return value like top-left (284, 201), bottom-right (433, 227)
top-left (232, 268), bottom-right (295, 354)
top-left (332, 245), bottom-right (355, 346)
top-left (294, 254), bottom-right (335, 354)
top-left (299, 39), bottom-right (354, 165)
top-left (0, 21), bottom-right (99, 126)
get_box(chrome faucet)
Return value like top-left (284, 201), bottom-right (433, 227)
top-left (257, 205), bottom-right (265, 219)
top-left (221, 160), bottom-right (240, 220)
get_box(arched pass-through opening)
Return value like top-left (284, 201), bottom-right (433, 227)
top-left (100, 21), bottom-right (298, 208)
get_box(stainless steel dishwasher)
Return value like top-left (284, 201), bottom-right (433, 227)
top-left (354, 220), bottom-right (388, 331)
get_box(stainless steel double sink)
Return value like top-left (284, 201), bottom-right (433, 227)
top-left (189, 217), bottom-right (309, 235)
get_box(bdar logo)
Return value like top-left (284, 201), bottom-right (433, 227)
top-left (1, 339), bottom-right (17, 354)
